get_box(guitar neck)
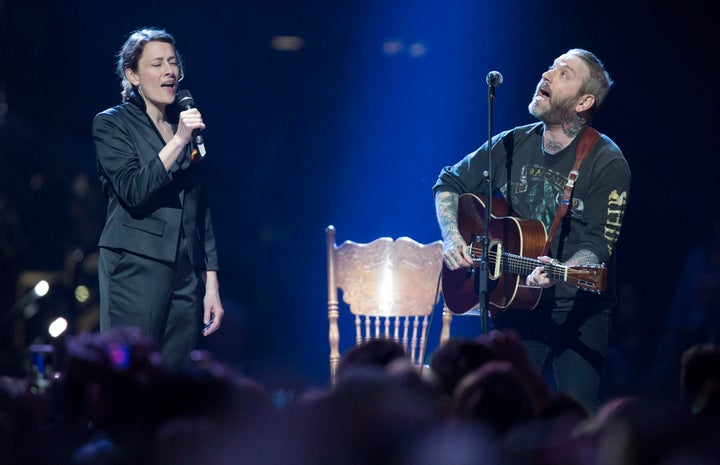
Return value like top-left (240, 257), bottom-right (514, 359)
top-left (500, 252), bottom-right (567, 281)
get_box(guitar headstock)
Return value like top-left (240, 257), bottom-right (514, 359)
top-left (565, 263), bottom-right (607, 293)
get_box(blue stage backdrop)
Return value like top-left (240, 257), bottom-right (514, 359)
top-left (0, 0), bottom-right (714, 391)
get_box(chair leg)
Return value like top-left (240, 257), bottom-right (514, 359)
top-left (440, 305), bottom-right (452, 344)
top-left (329, 304), bottom-right (340, 387)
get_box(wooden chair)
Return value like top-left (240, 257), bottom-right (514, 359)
top-left (326, 225), bottom-right (452, 386)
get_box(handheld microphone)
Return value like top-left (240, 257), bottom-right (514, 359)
top-left (176, 89), bottom-right (207, 159)
top-left (486, 71), bottom-right (503, 88)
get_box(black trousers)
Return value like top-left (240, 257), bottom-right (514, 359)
top-left (492, 300), bottom-right (612, 412)
top-left (98, 237), bottom-right (201, 367)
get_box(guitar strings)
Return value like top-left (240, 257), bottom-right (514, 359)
top-left (470, 248), bottom-right (554, 277)
top-left (469, 247), bottom-right (588, 279)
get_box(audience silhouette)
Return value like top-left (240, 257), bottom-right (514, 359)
top-left (1, 329), bottom-right (719, 464)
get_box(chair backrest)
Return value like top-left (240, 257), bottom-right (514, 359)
top-left (326, 225), bottom-right (452, 386)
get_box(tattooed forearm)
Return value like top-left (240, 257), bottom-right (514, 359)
top-left (434, 191), bottom-right (461, 241)
top-left (566, 249), bottom-right (599, 265)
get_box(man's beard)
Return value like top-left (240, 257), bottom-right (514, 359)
top-left (528, 93), bottom-right (578, 125)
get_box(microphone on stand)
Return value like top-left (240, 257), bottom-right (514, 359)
top-left (486, 70), bottom-right (503, 87)
top-left (176, 89), bottom-right (207, 159)
top-left (476, 69), bottom-right (503, 334)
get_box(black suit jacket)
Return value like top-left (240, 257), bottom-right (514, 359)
top-left (92, 92), bottom-right (218, 270)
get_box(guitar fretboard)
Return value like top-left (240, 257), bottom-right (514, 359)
top-left (477, 249), bottom-right (567, 280)
top-left (500, 252), bottom-right (566, 280)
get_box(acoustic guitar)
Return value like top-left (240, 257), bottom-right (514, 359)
top-left (442, 193), bottom-right (607, 316)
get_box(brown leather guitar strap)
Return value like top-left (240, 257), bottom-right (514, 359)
top-left (541, 126), bottom-right (601, 256)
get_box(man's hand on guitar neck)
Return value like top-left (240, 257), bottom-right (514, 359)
top-left (526, 256), bottom-right (557, 288)
top-left (526, 249), bottom-right (601, 288)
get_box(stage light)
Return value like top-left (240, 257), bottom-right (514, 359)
top-left (75, 285), bottom-right (90, 303)
top-left (48, 317), bottom-right (68, 338)
top-left (408, 42), bottom-right (426, 58)
top-left (270, 35), bottom-right (305, 52)
top-left (382, 39), bottom-right (404, 56)
top-left (2, 279), bottom-right (53, 327)
top-left (34, 280), bottom-right (49, 297)
top-left (22, 301), bottom-right (40, 319)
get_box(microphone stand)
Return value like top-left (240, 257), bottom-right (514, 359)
top-left (475, 80), bottom-right (498, 335)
